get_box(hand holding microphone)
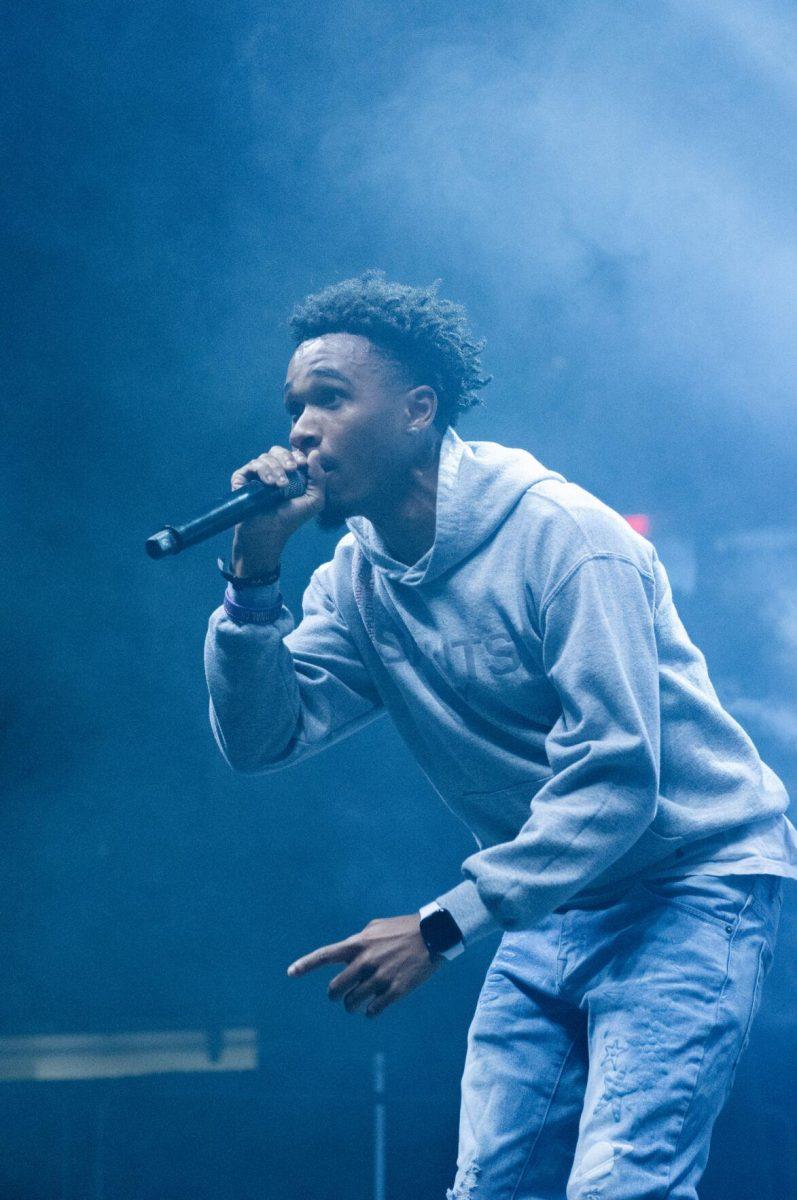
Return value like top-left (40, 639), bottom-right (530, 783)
top-left (229, 446), bottom-right (326, 578)
top-left (144, 445), bottom-right (327, 563)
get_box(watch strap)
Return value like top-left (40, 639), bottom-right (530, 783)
top-left (419, 902), bottom-right (464, 960)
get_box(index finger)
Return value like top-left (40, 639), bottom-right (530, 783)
top-left (287, 939), bottom-right (356, 977)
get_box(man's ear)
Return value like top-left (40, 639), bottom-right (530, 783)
top-left (404, 385), bottom-right (438, 434)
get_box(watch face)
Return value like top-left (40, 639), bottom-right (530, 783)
top-left (421, 907), bottom-right (462, 955)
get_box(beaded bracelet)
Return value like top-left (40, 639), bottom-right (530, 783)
top-left (216, 557), bottom-right (281, 588)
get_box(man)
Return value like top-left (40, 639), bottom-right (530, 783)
top-left (204, 272), bottom-right (795, 1199)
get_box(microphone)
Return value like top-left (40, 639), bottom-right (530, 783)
top-left (145, 470), bottom-right (307, 559)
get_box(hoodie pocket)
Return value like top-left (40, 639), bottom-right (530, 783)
top-left (591, 822), bottom-right (690, 885)
top-left (457, 774), bottom-right (551, 848)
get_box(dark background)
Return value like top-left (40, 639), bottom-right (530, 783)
top-left (2, 2), bottom-right (796, 1196)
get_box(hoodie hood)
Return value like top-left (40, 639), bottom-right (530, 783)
top-left (345, 426), bottom-right (565, 586)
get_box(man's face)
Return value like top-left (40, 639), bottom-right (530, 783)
top-left (284, 333), bottom-right (413, 529)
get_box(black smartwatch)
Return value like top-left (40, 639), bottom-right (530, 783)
top-left (418, 903), bottom-right (464, 961)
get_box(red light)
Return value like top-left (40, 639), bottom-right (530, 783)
top-left (624, 513), bottom-right (651, 536)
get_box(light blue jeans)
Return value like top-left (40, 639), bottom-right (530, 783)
top-left (447, 873), bottom-right (783, 1200)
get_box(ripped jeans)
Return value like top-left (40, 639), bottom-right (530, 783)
top-left (447, 873), bottom-right (783, 1200)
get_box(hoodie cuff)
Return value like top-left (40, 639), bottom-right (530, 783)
top-left (434, 879), bottom-right (502, 947)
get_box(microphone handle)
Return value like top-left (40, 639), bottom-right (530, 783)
top-left (145, 474), bottom-right (305, 559)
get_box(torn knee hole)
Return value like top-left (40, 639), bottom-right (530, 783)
top-left (446, 1158), bottom-right (481, 1199)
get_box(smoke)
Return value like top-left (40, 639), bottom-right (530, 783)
top-left (729, 696), bottom-right (797, 746)
top-left (310, 1), bottom-right (797, 422)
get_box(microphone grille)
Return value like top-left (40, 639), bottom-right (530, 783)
top-left (281, 470), bottom-right (307, 500)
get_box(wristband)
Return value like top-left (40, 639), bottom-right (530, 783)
top-left (223, 589), bottom-right (283, 625)
top-left (217, 557), bottom-right (280, 588)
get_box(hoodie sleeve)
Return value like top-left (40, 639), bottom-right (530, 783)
top-left (204, 565), bottom-right (384, 774)
top-left (435, 553), bottom-right (660, 945)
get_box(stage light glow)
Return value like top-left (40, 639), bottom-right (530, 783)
top-left (624, 513), bottom-right (651, 535)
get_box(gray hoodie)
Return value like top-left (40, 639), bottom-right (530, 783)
top-left (204, 427), bottom-right (796, 945)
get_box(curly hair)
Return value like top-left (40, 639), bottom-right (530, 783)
top-left (288, 270), bottom-right (490, 428)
